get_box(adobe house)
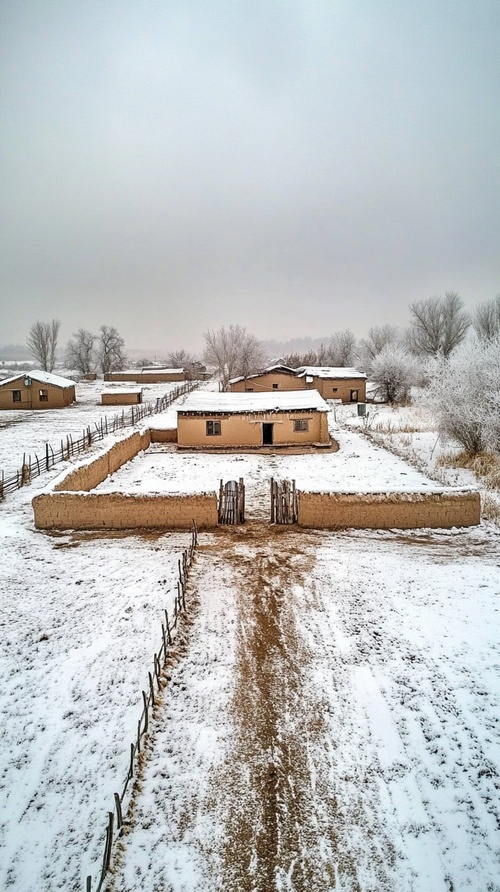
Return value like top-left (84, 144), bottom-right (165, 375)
top-left (0, 370), bottom-right (76, 410)
top-left (296, 367), bottom-right (367, 403)
top-left (104, 368), bottom-right (185, 384)
top-left (229, 365), bottom-right (304, 393)
top-left (177, 390), bottom-right (330, 448)
top-left (101, 389), bottom-right (143, 406)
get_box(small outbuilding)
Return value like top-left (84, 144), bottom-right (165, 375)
top-left (0, 370), bottom-right (76, 410)
top-left (101, 389), bottom-right (143, 405)
top-left (296, 367), bottom-right (367, 403)
top-left (177, 390), bottom-right (330, 448)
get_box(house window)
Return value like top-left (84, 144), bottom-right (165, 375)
top-left (39, 389), bottom-right (48, 402)
top-left (272, 383), bottom-right (279, 389)
top-left (206, 420), bottom-right (221, 436)
top-left (332, 387), bottom-right (338, 393)
top-left (294, 419), bottom-right (309, 432)
top-left (12, 390), bottom-right (21, 403)
top-left (245, 387), bottom-right (254, 392)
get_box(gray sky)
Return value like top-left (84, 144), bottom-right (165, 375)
top-left (1, 0), bottom-right (499, 354)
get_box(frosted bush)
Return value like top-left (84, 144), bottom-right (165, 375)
top-left (425, 338), bottom-right (500, 454)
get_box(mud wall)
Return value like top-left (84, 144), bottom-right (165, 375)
top-left (54, 430), bottom-right (151, 492)
top-left (149, 427), bottom-right (177, 443)
top-left (298, 490), bottom-right (480, 529)
top-left (32, 492), bottom-right (218, 530)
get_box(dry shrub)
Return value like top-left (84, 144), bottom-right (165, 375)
top-left (481, 493), bottom-right (500, 524)
top-left (438, 451), bottom-right (500, 490)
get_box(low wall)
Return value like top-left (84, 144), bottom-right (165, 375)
top-left (32, 492), bottom-right (218, 530)
top-left (53, 430), bottom-right (151, 493)
top-left (298, 490), bottom-right (480, 529)
top-left (150, 427), bottom-right (177, 443)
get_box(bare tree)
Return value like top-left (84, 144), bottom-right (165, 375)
top-left (357, 325), bottom-right (400, 373)
top-left (408, 293), bottom-right (470, 358)
top-left (203, 324), bottom-right (267, 389)
top-left (26, 319), bottom-right (60, 371)
top-left (325, 330), bottom-right (357, 367)
top-left (97, 325), bottom-right (127, 374)
top-left (283, 349), bottom-right (320, 367)
top-left (64, 328), bottom-right (96, 374)
top-left (472, 295), bottom-right (500, 341)
top-left (166, 349), bottom-right (196, 368)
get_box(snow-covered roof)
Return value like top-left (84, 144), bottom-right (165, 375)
top-left (138, 368), bottom-right (184, 374)
top-left (296, 366), bottom-right (367, 379)
top-left (0, 369), bottom-right (76, 388)
top-left (229, 365), bottom-right (296, 384)
top-left (178, 390), bottom-right (329, 414)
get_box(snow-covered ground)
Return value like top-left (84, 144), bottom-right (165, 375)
top-left (0, 394), bottom-right (499, 892)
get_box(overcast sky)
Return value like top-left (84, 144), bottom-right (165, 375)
top-left (1, 0), bottom-right (499, 354)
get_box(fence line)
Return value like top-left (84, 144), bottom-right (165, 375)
top-left (87, 521), bottom-right (199, 892)
top-left (0, 381), bottom-right (198, 502)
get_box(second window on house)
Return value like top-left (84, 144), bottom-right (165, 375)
top-left (206, 420), bottom-right (221, 436)
top-left (39, 389), bottom-right (48, 402)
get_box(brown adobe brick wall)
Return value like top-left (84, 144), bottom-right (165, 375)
top-left (297, 490), bottom-right (480, 529)
top-left (53, 430), bottom-right (151, 492)
top-left (32, 492), bottom-right (218, 530)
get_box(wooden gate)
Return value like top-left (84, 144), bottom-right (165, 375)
top-left (270, 478), bottom-right (298, 524)
top-left (218, 478), bottom-right (245, 524)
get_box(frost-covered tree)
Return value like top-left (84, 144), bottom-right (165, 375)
top-left (97, 325), bottom-right (127, 374)
top-left (408, 293), bottom-right (470, 358)
top-left (370, 346), bottom-right (421, 404)
top-left (357, 325), bottom-right (400, 373)
top-left (425, 337), bottom-right (500, 454)
top-left (203, 324), bottom-right (267, 389)
top-left (26, 319), bottom-right (60, 371)
top-left (64, 328), bottom-right (96, 374)
top-left (472, 295), bottom-right (500, 341)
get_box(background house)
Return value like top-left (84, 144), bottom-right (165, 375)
top-left (229, 364), bottom-right (367, 403)
top-left (104, 368), bottom-right (185, 384)
top-left (229, 365), bottom-right (303, 393)
top-left (296, 367), bottom-right (367, 402)
top-left (0, 370), bottom-right (76, 410)
top-left (177, 390), bottom-right (330, 448)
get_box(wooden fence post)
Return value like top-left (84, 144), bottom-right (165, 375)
top-left (142, 691), bottom-right (148, 733)
top-left (101, 811), bottom-right (114, 880)
top-left (114, 793), bottom-right (123, 831)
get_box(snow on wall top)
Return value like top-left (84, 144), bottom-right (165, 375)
top-left (0, 369), bottom-right (76, 388)
top-left (178, 389), bottom-right (329, 414)
top-left (296, 366), bottom-right (367, 379)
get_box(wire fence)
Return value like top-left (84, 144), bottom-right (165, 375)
top-left (87, 521), bottom-right (199, 892)
top-left (0, 381), bottom-right (198, 502)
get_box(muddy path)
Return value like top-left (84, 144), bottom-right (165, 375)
top-left (201, 524), bottom-right (353, 892)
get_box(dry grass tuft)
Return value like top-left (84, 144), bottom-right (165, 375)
top-left (438, 451), bottom-right (500, 490)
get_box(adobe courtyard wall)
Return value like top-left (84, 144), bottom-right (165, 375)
top-left (297, 490), bottom-right (480, 529)
top-left (33, 492), bottom-right (217, 530)
top-left (150, 427), bottom-right (177, 443)
top-left (53, 430), bottom-right (151, 492)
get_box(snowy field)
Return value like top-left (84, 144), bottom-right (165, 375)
top-left (0, 396), bottom-right (499, 891)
